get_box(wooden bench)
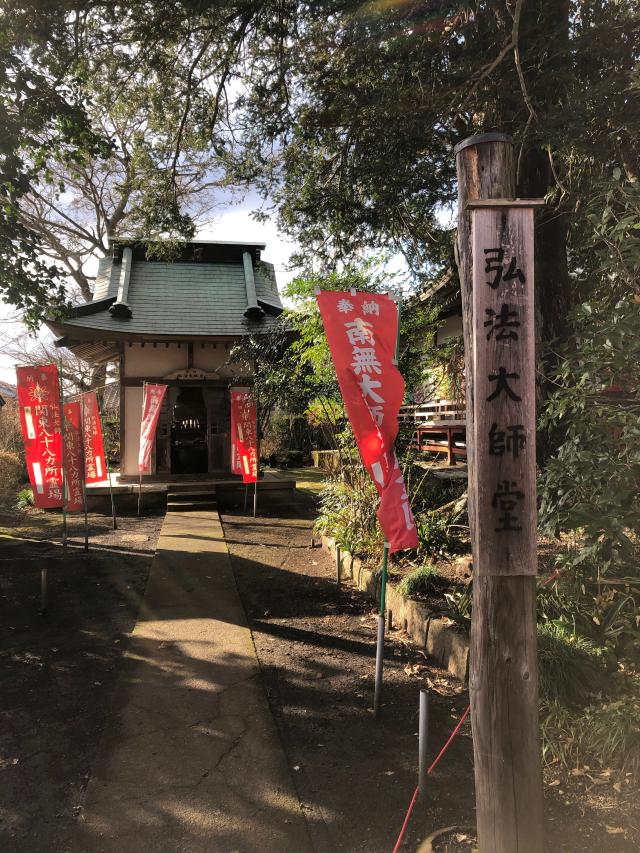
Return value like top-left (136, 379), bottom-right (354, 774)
top-left (399, 400), bottom-right (467, 466)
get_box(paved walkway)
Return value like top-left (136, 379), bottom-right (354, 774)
top-left (71, 507), bottom-right (313, 853)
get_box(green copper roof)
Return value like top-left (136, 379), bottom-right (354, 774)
top-left (50, 247), bottom-right (284, 340)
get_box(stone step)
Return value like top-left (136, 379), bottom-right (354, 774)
top-left (167, 490), bottom-right (216, 503)
top-left (167, 499), bottom-right (217, 513)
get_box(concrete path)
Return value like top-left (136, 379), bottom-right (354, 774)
top-left (70, 507), bottom-right (313, 853)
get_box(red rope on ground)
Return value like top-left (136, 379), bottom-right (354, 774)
top-left (392, 785), bottom-right (419, 853)
top-left (392, 704), bottom-right (471, 852)
top-left (427, 704), bottom-right (471, 775)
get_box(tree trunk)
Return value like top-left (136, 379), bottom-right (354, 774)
top-left (517, 0), bottom-right (572, 459)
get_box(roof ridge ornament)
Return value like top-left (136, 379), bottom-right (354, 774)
top-left (242, 251), bottom-right (265, 320)
top-left (109, 246), bottom-right (133, 319)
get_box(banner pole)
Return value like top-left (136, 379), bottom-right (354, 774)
top-left (40, 564), bottom-right (47, 616)
top-left (137, 381), bottom-right (145, 517)
top-left (80, 395), bottom-right (89, 551)
top-left (59, 362), bottom-right (68, 553)
top-left (374, 291), bottom-right (402, 717)
top-left (96, 391), bottom-right (118, 530)
top-left (253, 399), bottom-right (259, 518)
top-left (418, 688), bottom-right (429, 795)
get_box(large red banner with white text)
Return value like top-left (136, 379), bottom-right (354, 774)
top-left (229, 389), bottom-right (244, 476)
top-left (82, 392), bottom-right (108, 484)
top-left (138, 384), bottom-right (168, 473)
top-left (230, 389), bottom-right (258, 483)
top-left (316, 291), bottom-right (418, 553)
top-left (15, 365), bottom-right (64, 509)
top-left (63, 401), bottom-right (85, 513)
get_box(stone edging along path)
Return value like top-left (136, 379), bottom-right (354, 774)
top-left (320, 535), bottom-right (470, 683)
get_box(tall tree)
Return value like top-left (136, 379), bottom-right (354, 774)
top-left (16, 52), bottom-right (223, 302)
top-left (88, 1), bottom-right (639, 347)
top-left (3, 0), bottom-right (639, 335)
top-left (0, 0), bottom-right (226, 320)
top-left (0, 0), bottom-right (101, 326)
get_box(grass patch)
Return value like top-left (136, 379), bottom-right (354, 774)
top-left (397, 563), bottom-right (451, 599)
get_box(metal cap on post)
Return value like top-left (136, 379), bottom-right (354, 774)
top-left (453, 131), bottom-right (513, 156)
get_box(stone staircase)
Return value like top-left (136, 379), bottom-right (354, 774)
top-left (166, 489), bottom-right (217, 513)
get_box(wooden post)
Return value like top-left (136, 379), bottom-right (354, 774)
top-left (455, 134), bottom-right (544, 853)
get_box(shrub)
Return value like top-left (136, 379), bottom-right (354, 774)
top-left (443, 584), bottom-right (473, 630)
top-left (0, 450), bottom-right (22, 507)
top-left (315, 471), bottom-right (381, 559)
top-left (416, 510), bottom-right (467, 560)
top-left (15, 487), bottom-right (34, 510)
top-left (538, 622), bottom-right (610, 706)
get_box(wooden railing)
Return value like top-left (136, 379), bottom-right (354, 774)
top-left (399, 399), bottom-right (467, 465)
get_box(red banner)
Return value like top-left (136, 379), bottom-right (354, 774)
top-left (82, 392), bottom-right (108, 484)
top-left (63, 401), bottom-right (85, 513)
top-left (229, 388), bottom-right (244, 476)
top-left (15, 364), bottom-right (64, 509)
top-left (230, 389), bottom-right (258, 483)
top-left (316, 291), bottom-right (418, 553)
top-left (138, 384), bottom-right (167, 473)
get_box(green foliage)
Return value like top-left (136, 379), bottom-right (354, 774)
top-left (538, 623), bottom-right (610, 707)
top-left (0, 1), bottom-right (228, 319)
top-left (415, 511), bottom-right (466, 561)
top-left (442, 584), bottom-right (473, 630)
top-left (541, 696), bottom-right (640, 776)
top-left (537, 570), bottom-right (640, 651)
top-left (315, 464), bottom-right (381, 560)
top-left (0, 2), bottom-right (103, 325)
top-left (539, 299), bottom-right (640, 572)
top-left (397, 563), bottom-right (450, 600)
top-left (100, 412), bottom-right (120, 466)
top-left (399, 296), bottom-right (465, 405)
top-left (283, 260), bottom-right (406, 400)
top-left (15, 488), bottom-right (34, 510)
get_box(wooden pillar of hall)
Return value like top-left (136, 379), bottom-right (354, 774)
top-left (455, 133), bottom-right (544, 853)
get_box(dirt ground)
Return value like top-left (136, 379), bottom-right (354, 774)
top-left (0, 508), bottom-right (163, 853)
top-left (0, 498), bottom-right (637, 852)
top-left (223, 500), bottom-right (639, 853)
